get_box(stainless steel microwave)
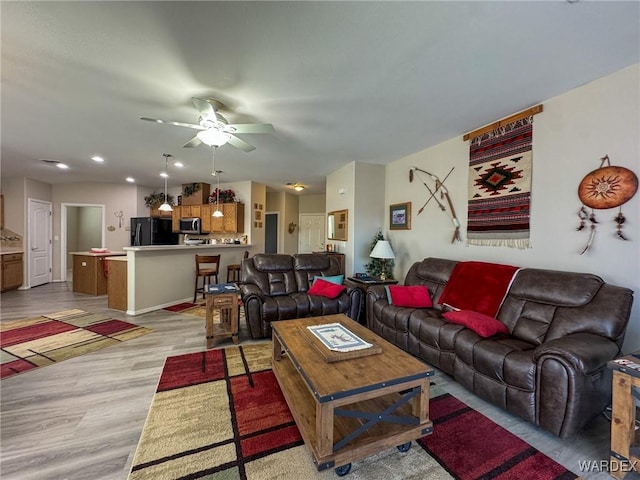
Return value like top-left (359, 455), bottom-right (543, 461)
top-left (179, 217), bottom-right (201, 234)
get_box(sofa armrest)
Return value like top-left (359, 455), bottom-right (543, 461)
top-left (240, 283), bottom-right (264, 301)
top-left (533, 333), bottom-right (620, 374)
top-left (366, 285), bottom-right (389, 303)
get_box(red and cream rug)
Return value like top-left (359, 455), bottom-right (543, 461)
top-left (129, 343), bottom-right (577, 480)
top-left (1, 309), bottom-right (151, 379)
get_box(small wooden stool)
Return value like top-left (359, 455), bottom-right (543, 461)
top-left (226, 250), bottom-right (249, 283)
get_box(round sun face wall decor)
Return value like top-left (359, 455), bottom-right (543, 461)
top-left (576, 155), bottom-right (638, 254)
top-left (578, 165), bottom-right (638, 209)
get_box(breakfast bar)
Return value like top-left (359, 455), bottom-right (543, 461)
top-left (122, 244), bottom-right (251, 315)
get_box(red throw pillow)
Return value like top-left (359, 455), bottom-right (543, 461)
top-left (308, 277), bottom-right (346, 299)
top-left (387, 285), bottom-right (433, 308)
top-left (442, 310), bottom-right (508, 338)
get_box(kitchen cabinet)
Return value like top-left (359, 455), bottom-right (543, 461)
top-left (181, 205), bottom-right (201, 218)
top-left (106, 257), bottom-right (127, 310)
top-left (200, 204), bottom-right (212, 233)
top-left (71, 252), bottom-right (126, 295)
top-left (172, 207), bottom-right (181, 232)
top-left (149, 206), bottom-right (172, 218)
top-left (211, 203), bottom-right (244, 233)
top-left (1, 253), bottom-right (23, 292)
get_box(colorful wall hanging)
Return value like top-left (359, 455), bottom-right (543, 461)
top-left (466, 117), bottom-right (534, 249)
top-left (576, 155), bottom-right (638, 254)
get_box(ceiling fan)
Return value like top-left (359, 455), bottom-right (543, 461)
top-left (140, 98), bottom-right (274, 152)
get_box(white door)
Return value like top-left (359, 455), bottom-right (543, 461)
top-left (298, 214), bottom-right (325, 253)
top-left (28, 199), bottom-right (52, 288)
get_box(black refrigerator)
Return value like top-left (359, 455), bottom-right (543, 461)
top-left (130, 217), bottom-right (179, 246)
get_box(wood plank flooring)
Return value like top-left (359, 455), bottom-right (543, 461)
top-left (1, 282), bottom-right (636, 480)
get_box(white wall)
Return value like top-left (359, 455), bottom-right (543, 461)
top-left (299, 194), bottom-right (326, 214)
top-left (384, 64), bottom-right (640, 353)
top-left (353, 163), bottom-right (386, 274)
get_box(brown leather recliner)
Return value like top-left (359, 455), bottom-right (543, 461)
top-left (366, 257), bottom-right (634, 438)
top-left (240, 253), bottom-right (363, 339)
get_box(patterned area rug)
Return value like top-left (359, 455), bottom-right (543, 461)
top-left (129, 343), bottom-right (577, 480)
top-left (1, 309), bottom-right (151, 380)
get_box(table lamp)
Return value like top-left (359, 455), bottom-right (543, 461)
top-left (370, 240), bottom-right (395, 280)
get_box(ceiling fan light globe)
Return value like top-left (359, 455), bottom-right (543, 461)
top-left (197, 129), bottom-right (231, 147)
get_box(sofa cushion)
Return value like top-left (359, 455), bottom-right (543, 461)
top-left (443, 310), bottom-right (508, 338)
top-left (385, 285), bottom-right (433, 308)
top-left (313, 274), bottom-right (344, 285)
top-left (308, 278), bottom-right (346, 299)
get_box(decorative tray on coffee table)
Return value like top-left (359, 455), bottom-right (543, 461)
top-left (301, 322), bottom-right (382, 363)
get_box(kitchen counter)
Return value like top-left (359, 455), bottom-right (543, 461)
top-left (124, 244), bottom-right (248, 252)
top-left (71, 251), bottom-right (126, 295)
top-left (123, 244), bottom-right (253, 315)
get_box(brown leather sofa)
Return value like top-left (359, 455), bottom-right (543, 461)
top-left (366, 257), bottom-right (634, 438)
top-left (240, 253), bottom-right (363, 339)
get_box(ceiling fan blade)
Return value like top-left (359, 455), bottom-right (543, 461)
top-left (226, 123), bottom-right (275, 134)
top-left (227, 134), bottom-right (256, 152)
top-left (140, 117), bottom-right (204, 130)
top-left (192, 98), bottom-right (216, 121)
top-left (183, 136), bottom-right (202, 148)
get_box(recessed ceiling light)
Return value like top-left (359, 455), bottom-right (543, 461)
top-left (160, 172), bottom-right (168, 178)
top-left (91, 156), bottom-right (104, 163)
top-left (56, 163), bottom-right (69, 169)
top-left (126, 177), bottom-right (135, 183)
top-left (173, 161), bottom-right (184, 168)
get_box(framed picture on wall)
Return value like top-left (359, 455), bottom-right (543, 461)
top-left (389, 202), bottom-right (411, 230)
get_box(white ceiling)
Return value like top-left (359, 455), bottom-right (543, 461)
top-left (2, 1), bottom-right (638, 195)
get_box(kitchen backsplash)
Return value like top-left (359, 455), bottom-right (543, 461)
top-left (1, 228), bottom-right (23, 250)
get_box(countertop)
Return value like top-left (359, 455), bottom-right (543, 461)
top-left (70, 251), bottom-right (127, 256)
top-left (1, 249), bottom-right (24, 255)
top-left (124, 244), bottom-right (251, 252)
top-left (105, 256), bottom-right (127, 262)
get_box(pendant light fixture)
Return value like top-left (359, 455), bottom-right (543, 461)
top-left (158, 153), bottom-right (173, 212)
top-left (211, 146), bottom-right (224, 217)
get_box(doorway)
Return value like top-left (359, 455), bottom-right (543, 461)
top-left (61, 204), bottom-right (105, 282)
top-left (27, 198), bottom-right (53, 288)
top-left (265, 212), bottom-right (279, 253)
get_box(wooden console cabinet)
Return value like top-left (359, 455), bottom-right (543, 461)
top-left (1, 253), bottom-right (23, 292)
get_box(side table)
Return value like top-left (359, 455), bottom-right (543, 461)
top-left (205, 287), bottom-right (240, 348)
top-left (344, 277), bottom-right (398, 325)
top-left (607, 352), bottom-right (640, 479)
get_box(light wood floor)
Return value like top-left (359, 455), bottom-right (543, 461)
top-left (1, 282), bottom-right (637, 480)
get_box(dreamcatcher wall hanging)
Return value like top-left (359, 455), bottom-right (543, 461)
top-left (409, 166), bottom-right (462, 243)
top-left (576, 155), bottom-right (638, 254)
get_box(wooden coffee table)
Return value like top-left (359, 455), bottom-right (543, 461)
top-left (271, 314), bottom-right (433, 476)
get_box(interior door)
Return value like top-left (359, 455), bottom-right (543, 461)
top-left (298, 214), bottom-right (325, 253)
top-left (28, 198), bottom-right (52, 288)
top-left (265, 212), bottom-right (278, 253)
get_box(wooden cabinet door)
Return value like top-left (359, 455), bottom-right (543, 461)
top-left (200, 204), bottom-right (212, 232)
top-left (172, 206), bottom-right (181, 232)
top-left (210, 204), bottom-right (224, 232)
top-left (190, 205), bottom-right (201, 218)
top-left (1, 253), bottom-right (23, 292)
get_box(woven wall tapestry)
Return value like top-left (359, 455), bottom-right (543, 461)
top-left (467, 117), bottom-right (533, 249)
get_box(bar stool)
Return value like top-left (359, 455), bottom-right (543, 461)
top-left (226, 250), bottom-right (249, 283)
top-left (194, 255), bottom-right (221, 302)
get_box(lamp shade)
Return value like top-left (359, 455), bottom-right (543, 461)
top-left (197, 129), bottom-right (231, 147)
top-left (370, 240), bottom-right (395, 259)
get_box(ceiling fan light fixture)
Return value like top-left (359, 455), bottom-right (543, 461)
top-left (294, 185), bottom-right (304, 191)
top-left (197, 129), bottom-right (231, 147)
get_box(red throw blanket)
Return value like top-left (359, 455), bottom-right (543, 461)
top-left (439, 261), bottom-right (520, 317)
